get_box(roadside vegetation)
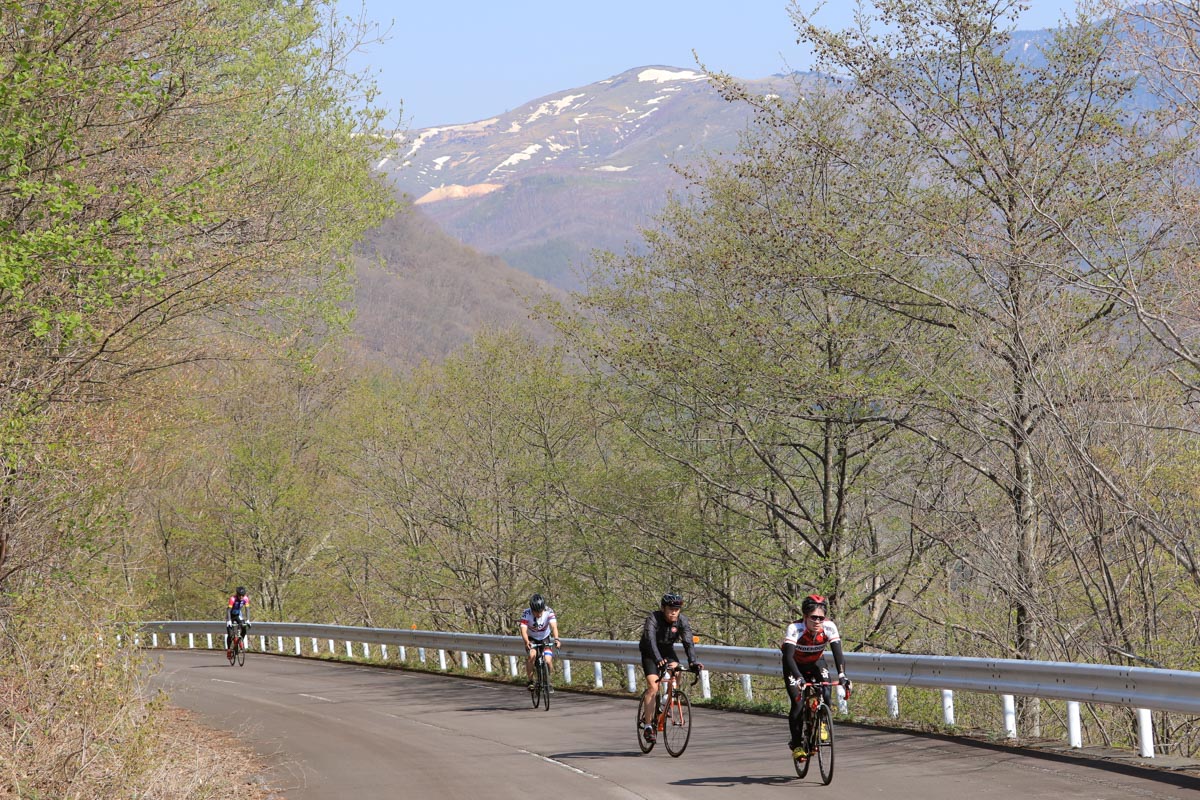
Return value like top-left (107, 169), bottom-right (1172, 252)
top-left (0, 0), bottom-right (394, 795)
top-left (5, 2), bottom-right (1200, 793)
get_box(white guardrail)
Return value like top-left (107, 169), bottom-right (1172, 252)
top-left (138, 620), bottom-right (1200, 759)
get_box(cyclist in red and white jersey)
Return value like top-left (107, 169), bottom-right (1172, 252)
top-left (781, 594), bottom-right (851, 759)
top-left (519, 593), bottom-right (560, 690)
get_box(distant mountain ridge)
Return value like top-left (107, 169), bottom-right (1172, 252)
top-left (382, 66), bottom-right (798, 290)
top-left (357, 29), bottom-right (1070, 361)
top-left (379, 30), bottom-right (1065, 291)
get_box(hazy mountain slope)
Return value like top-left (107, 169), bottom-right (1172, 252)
top-left (350, 205), bottom-right (564, 369)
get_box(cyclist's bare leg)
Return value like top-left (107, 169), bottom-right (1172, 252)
top-left (641, 674), bottom-right (661, 724)
top-left (525, 650), bottom-right (537, 682)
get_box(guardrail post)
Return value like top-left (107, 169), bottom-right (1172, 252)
top-left (363, 642), bottom-right (371, 659)
top-left (418, 647), bottom-right (426, 663)
top-left (484, 654), bottom-right (493, 673)
top-left (741, 674), bottom-right (753, 700)
top-left (295, 636), bottom-right (301, 655)
top-left (438, 649), bottom-right (447, 671)
top-left (311, 637), bottom-right (318, 653)
top-left (594, 661), bottom-right (604, 688)
top-left (886, 685), bottom-right (899, 718)
top-left (170, 633), bottom-right (177, 646)
top-left (382, 644), bottom-right (389, 660)
top-left (1002, 695), bottom-right (1017, 739)
top-left (206, 633), bottom-right (213, 649)
top-left (459, 651), bottom-right (469, 670)
top-left (188, 633), bottom-right (194, 649)
top-left (151, 633), bottom-right (158, 648)
top-left (399, 646), bottom-right (407, 661)
top-left (509, 655), bottom-right (517, 676)
top-left (700, 669), bottom-right (711, 699)
top-left (328, 639), bottom-right (335, 653)
top-left (563, 659), bottom-right (572, 684)
top-left (942, 689), bottom-right (955, 726)
top-left (259, 635), bottom-right (266, 651)
top-left (1067, 701), bottom-right (1082, 747)
top-left (345, 641), bottom-right (353, 658)
top-left (837, 683), bottom-right (848, 714)
top-left (1137, 708), bottom-right (1154, 758)
top-left (625, 664), bottom-right (636, 692)
top-left (134, 634), bottom-right (140, 647)
top-left (277, 636), bottom-right (284, 652)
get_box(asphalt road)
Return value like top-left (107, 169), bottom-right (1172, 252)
top-left (150, 650), bottom-right (1199, 799)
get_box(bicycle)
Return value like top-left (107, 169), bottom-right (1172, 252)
top-left (636, 664), bottom-right (697, 757)
top-left (225, 623), bottom-right (247, 667)
top-left (528, 639), bottom-right (553, 710)
top-left (790, 679), bottom-right (846, 784)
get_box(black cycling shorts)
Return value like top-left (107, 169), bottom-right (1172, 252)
top-left (641, 647), bottom-right (679, 679)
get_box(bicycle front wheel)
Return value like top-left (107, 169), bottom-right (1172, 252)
top-left (539, 660), bottom-right (551, 710)
top-left (226, 635), bottom-right (236, 666)
top-left (794, 711), bottom-right (812, 778)
top-left (815, 703), bottom-right (834, 785)
top-left (662, 690), bottom-right (692, 757)
top-left (236, 638), bottom-right (246, 666)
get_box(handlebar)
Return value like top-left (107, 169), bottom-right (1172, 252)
top-left (657, 663), bottom-right (701, 686)
top-left (790, 678), bottom-right (853, 699)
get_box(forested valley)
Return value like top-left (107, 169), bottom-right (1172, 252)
top-left (4, 1), bottom-right (1200, 795)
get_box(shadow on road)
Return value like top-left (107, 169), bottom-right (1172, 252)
top-left (551, 750), bottom-right (644, 760)
top-left (670, 774), bottom-right (794, 787)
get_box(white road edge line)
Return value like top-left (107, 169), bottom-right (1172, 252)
top-left (210, 679), bottom-right (238, 684)
top-left (517, 749), bottom-right (596, 778)
top-left (300, 693), bottom-right (334, 702)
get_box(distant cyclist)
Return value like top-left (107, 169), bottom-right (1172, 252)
top-left (226, 586), bottom-right (251, 651)
top-left (519, 593), bottom-right (560, 691)
top-left (638, 592), bottom-right (703, 743)
top-left (781, 594), bottom-right (851, 760)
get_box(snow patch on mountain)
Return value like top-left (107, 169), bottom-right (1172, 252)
top-left (414, 183), bottom-right (503, 204)
top-left (491, 143), bottom-right (544, 175)
top-left (527, 93), bottom-right (586, 124)
top-left (638, 68), bottom-right (705, 83)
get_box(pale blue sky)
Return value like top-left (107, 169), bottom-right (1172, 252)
top-left (337, 1), bottom-right (1082, 128)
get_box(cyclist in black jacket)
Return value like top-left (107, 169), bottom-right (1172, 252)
top-left (637, 592), bottom-right (704, 743)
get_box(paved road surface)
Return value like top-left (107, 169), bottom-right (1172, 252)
top-left (150, 650), bottom-right (1199, 799)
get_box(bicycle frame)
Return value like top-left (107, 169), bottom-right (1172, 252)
top-left (655, 666), bottom-right (700, 728)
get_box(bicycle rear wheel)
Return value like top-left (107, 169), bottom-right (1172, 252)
top-left (636, 702), bottom-right (655, 753)
top-left (539, 659), bottom-right (551, 710)
top-left (661, 690), bottom-right (692, 757)
top-left (235, 637), bottom-right (246, 666)
top-left (815, 703), bottom-right (834, 785)
top-left (226, 634), bottom-right (236, 666)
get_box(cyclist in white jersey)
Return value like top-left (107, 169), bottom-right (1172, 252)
top-left (519, 593), bottom-right (561, 690)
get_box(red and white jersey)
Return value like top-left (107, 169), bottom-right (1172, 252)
top-left (782, 619), bottom-right (841, 666)
top-left (519, 608), bottom-right (556, 641)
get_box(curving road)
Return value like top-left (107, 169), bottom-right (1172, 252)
top-left (151, 650), bottom-right (1199, 799)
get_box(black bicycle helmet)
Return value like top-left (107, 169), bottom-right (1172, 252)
top-left (529, 593), bottom-right (546, 613)
top-left (801, 593), bottom-right (826, 615)
top-left (661, 592), bottom-right (683, 608)
top-left (236, 586), bottom-right (246, 596)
